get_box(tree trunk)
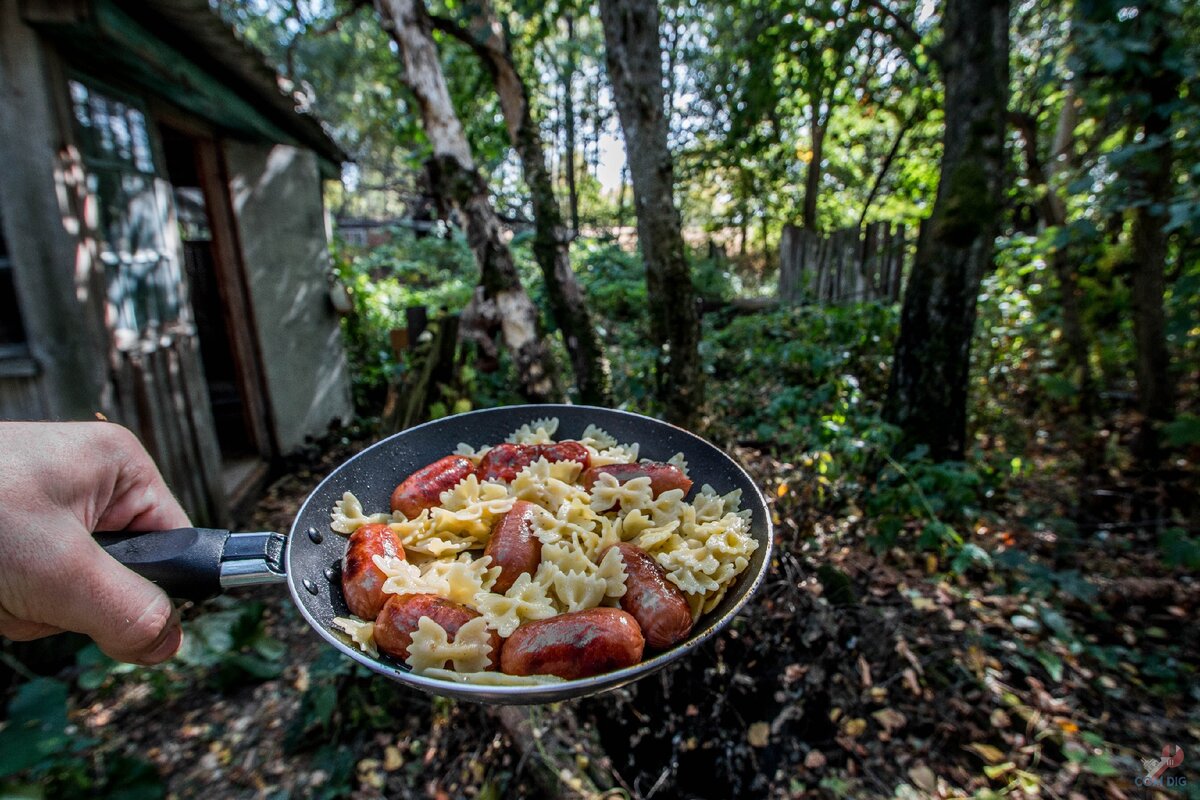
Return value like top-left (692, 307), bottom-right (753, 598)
top-left (1129, 98), bottom-right (1176, 463)
top-left (885, 0), bottom-right (1009, 460)
top-left (600, 0), bottom-right (703, 426)
top-left (563, 14), bottom-right (580, 234)
top-left (802, 101), bottom-right (827, 231)
top-left (375, 0), bottom-right (559, 402)
top-left (1012, 108), bottom-right (1092, 414)
top-left (430, 5), bottom-right (612, 405)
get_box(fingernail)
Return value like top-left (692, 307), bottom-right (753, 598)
top-left (145, 620), bottom-right (183, 663)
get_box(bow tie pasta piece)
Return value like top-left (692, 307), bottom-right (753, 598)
top-left (393, 510), bottom-right (476, 557)
top-left (667, 452), bottom-right (689, 478)
top-left (533, 501), bottom-right (618, 560)
top-left (506, 417), bottom-right (560, 445)
top-left (474, 573), bottom-right (558, 637)
top-left (579, 424), bottom-right (642, 466)
top-left (536, 540), bottom-right (627, 611)
top-left (453, 442), bottom-right (493, 462)
top-left (691, 485), bottom-right (748, 524)
top-left (421, 554), bottom-right (501, 605)
top-left (428, 474), bottom-right (515, 542)
top-left (375, 554), bottom-right (441, 596)
top-left (331, 492), bottom-right (391, 534)
top-left (332, 616), bottom-right (378, 656)
top-left (588, 472), bottom-right (655, 514)
top-left (405, 616), bottom-right (496, 674)
top-left (628, 519), bottom-right (684, 555)
top-left (510, 457), bottom-right (589, 514)
top-left (646, 488), bottom-right (689, 528)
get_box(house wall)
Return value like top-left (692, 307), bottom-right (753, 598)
top-left (224, 141), bottom-right (353, 453)
top-left (0, 4), bottom-right (110, 421)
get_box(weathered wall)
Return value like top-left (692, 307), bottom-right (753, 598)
top-left (0, 5), bottom-right (109, 420)
top-left (224, 141), bottom-right (352, 453)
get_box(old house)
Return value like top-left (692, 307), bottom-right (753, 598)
top-left (0, 0), bottom-right (354, 525)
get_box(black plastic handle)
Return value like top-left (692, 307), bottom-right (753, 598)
top-left (96, 528), bottom-right (230, 602)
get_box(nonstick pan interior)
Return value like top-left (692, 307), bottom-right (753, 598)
top-left (285, 404), bottom-right (773, 704)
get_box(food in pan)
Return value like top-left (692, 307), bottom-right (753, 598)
top-left (330, 418), bottom-right (757, 684)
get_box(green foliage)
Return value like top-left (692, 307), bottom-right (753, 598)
top-left (0, 677), bottom-right (162, 799)
top-left (332, 231), bottom-right (477, 411)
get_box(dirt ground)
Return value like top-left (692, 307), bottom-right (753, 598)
top-left (69, 435), bottom-right (1197, 800)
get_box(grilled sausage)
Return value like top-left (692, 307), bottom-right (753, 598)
top-left (390, 455), bottom-right (475, 518)
top-left (579, 462), bottom-right (693, 497)
top-left (477, 443), bottom-right (540, 482)
top-left (479, 441), bottom-right (592, 482)
top-left (605, 543), bottom-right (693, 649)
top-left (483, 500), bottom-right (542, 594)
top-left (537, 441), bottom-right (591, 471)
top-left (500, 608), bottom-right (644, 679)
top-left (341, 523), bottom-right (405, 620)
top-left (374, 593), bottom-right (502, 669)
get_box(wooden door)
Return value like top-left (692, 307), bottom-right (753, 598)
top-left (66, 76), bottom-right (228, 526)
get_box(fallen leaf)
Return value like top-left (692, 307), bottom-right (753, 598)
top-left (841, 718), bottom-right (867, 738)
top-left (857, 655), bottom-right (873, 688)
top-left (384, 746), bottom-right (403, 771)
top-left (984, 762), bottom-right (1017, 780)
top-left (777, 482), bottom-right (789, 497)
top-left (747, 721), bottom-right (770, 748)
top-left (965, 742), bottom-right (1006, 764)
top-left (872, 708), bottom-right (907, 733)
top-left (908, 764), bottom-right (936, 793)
top-left (804, 750), bottom-right (827, 769)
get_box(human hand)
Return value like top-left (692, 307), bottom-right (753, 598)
top-left (0, 422), bottom-right (188, 664)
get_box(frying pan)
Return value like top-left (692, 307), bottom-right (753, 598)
top-left (99, 405), bottom-right (773, 704)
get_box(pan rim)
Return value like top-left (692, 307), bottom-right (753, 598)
top-left (285, 403), bottom-right (774, 703)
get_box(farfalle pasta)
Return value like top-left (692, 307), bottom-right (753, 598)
top-left (329, 419), bottom-right (758, 683)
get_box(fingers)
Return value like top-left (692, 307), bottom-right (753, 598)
top-left (91, 424), bottom-right (192, 533)
top-left (52, 537), bottom-right (183, 665)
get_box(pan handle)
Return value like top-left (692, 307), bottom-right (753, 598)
top-left (96, 529), bottom-right (287, 602)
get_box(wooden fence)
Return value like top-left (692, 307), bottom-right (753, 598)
top-left (779, 221), bottom-right (909, 304)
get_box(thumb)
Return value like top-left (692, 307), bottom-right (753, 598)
top-left (56, 538), bottom-right (183, 665)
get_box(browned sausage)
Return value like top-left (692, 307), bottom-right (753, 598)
top-left (579, 462), bottom-right (693, 497)
top-left (390, 455), bottom-right (475, 518)
top-left (341, 523), bottom-right (405, 620)
top-left (605, 543), bottom-right (693, 649)
top-left (374, 593), bottom-right (502, 669)
top-left (483, 500), bottom-right (542, 594)
top-left (479, 441), bottom-right (592, 482)
top-left (500, 608), bottom-right (644, 679)
top-left (477, 443), bottom-right (540, 482)
top-left (538, 441), bottom-right (591, 471)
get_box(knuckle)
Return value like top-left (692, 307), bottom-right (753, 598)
top-left (122, 592), bottom-right (174, 656)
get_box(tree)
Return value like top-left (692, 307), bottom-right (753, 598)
top-left (885, 0), bottom-right (1010, 460)
top-left (1074, 0), bottom-right (1185, 465)
top-left (599, 0), bottom-right (703, 426)
top-left (374, 0), bottom-right (559, 402)
top-left (429, 1), bottom-right (612, 405)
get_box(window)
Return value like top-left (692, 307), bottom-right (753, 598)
top-left (0, 202), bottom-right (29, 356)
top-left (67, 78), bottom-right (184, 340)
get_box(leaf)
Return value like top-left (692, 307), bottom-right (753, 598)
top-left (1035, 650), bottom-right (1064, 683)
top-left (983, 762), bottom-right (1016, 779)
top-left (965, 742), bottom-right (1006, 764)
top-left (1083, 754), bottom-right (1119, 777)
top-left (908, 765), bottom-right (936, 793)
top-left (1164, 415), bottom-right (1200, 447)
top-left (871, 708), bottom-right (907, 733)
top-left (840, 718), bottom-right (866, 738)
top-left (0, 679), bottom-right (70, 778)
top-left (747, 722), bottom-right (770, 748)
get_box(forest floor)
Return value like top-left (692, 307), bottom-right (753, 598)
top-left (57, 425), bottom-right (1197, 800)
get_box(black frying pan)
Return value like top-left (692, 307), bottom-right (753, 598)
top-left (99, 405), bottom-right (773, 704)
